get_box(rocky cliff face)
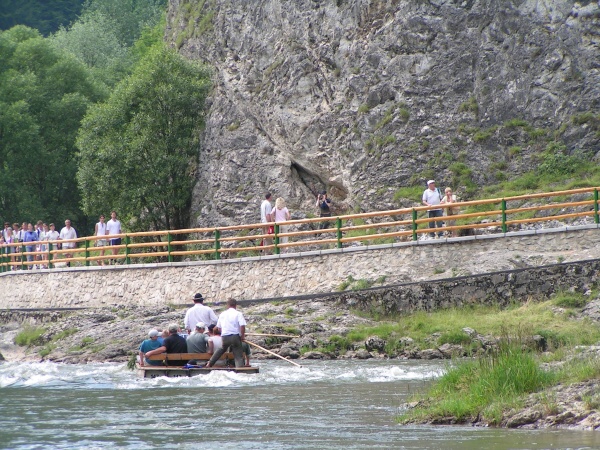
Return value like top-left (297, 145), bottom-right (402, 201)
top-left (166, 0), bottom-right (599, 227)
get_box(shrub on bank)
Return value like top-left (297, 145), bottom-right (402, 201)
top-left (14, 326), bottom-right (46, 347)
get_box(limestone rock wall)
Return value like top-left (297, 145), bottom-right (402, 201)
top-left (166, 0), bottom-right (600, 227)
top-left (1, 227), bottom-right (599, 309)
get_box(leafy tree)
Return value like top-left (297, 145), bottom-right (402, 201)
top-left (76, 43), bottom-right (211, 232)
top-left (0, 0), bottom-right (85, 36)
top-left (0, 26), bottom-right (106, 228)
top-left (83, 0), bottom-right (167, 47)
top-left (52, 11), bottom-right (127, 69)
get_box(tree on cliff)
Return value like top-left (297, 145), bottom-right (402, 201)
top-left (76, 43), bottom-right (211, 232)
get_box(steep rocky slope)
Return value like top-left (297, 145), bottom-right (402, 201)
top-left (166, 0), bottom-right (599, 227)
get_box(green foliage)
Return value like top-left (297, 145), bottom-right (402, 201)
top-left (571, 112), bottom-right (599, 126)
top-left (400, 342), bottom-right (556, 424)
top-left (449, 162), bottom-right (477, 195)
top-left (438, 330), bottom-right (472, 345)
top-left (84, 0), bottom-right (167, 47)
top-left (14, 325), bottom-right (46, 346)
top-left (172, 0), bottom-right (215, 49)
top-left (353, 299), bottom-right (600, 350)
top-left (503, 118), bottom-right (529, 128)
top-left (352, 278), bottom-right (374, 290)
top-left (127, 351), bottom-right (137, 370)
top-left (0, 26), bottom-right (106, 228)
top-left (337, 275), bottom-right (355, 291)
top-left (552, 291), bottom-right (588, 309)
top-left (77, 43), bottom-right (212, 231)
top-left (538, 142), bottom-right (584, 176)
top-left (52, 328), bottom-right (78, 341)
top-left (51, 11), bottom-right (127, 70)
top-left (0, 0), bottom-right (85, 36)
top-left (473, 129), bottom-right (493, 142)
top-left (458, 96), bottom-right (478, 115)
top-left (358, 104), bottom-right (370, 114)
top-left (398, 108), bottom-right (410, 122)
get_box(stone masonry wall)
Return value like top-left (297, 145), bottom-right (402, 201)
top-left (0, 226), bottom-right (599, 310)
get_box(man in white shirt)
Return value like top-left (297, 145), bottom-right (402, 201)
top-left (206, 298), bottom-right (247, 368)
top-left (59, 219), bottom-right (77, 266)
top-left (260, 192), bottom-right (273, 252)
top-left (422, 180), bottom-right (443, 238)
top-left (106, 210), bottom-right (122, 259)
top-left (184, 293), bottom-right (218, 333)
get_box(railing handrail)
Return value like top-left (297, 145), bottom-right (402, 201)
top-left (1, 187), bottom-right (598, 272)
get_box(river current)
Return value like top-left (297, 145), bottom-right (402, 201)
top-left (0, 359), bottom-right (598, 450)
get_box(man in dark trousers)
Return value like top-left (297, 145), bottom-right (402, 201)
top-left (145, 323), bottom-right (187, 366)
top-left (316, 190), bottom-right (332, 230)
top-left (206, 298), bottom-right (246, 368)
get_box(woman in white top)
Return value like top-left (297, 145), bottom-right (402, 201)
top-left (272, 197), bottom-right (291, 249)
top-left (94, 215), bottom-right (107, 266)
top-left (440, 187), bottom-right (459, 237)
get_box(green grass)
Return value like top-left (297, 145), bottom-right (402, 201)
top-left (344, 299), bottom-right (600, 352)
top-left (14, 326), bottom-right (46, 346)
top-left (399, 341), bottom-right (557, 425)
top-left (399, 342), bottom-right (600, 425)
top-left (552, 291), bottom-right (589, 309)
top-left (393, 186), bottom-right (423, 204)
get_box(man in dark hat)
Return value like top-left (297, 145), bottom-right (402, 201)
top-left (184, 293), bottom-right (218, 333)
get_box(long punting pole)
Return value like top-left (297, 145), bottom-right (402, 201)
top-left (245, 340), bottom-right (302, 368)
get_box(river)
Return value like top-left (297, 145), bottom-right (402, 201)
top-left (0, 359), bottom-right (598, 449)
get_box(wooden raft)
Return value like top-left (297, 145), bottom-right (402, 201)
top-left (137, 352), bottom-right (259, 378)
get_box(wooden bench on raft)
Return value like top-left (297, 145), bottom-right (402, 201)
top-left (146, 352), bottom-right (234, 366)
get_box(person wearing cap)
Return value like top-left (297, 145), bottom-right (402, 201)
top-left (422, 180), bottom-right (444, 238)
top-left (186, 322), bottom-right (209, 353)
top-left (145, 323), bottom-right (188, 366)
top-left (138, 329), bottom-right (163, 366)
top-left (184, 293), bottom-right (218, 333)
top-left (206, 298), bottom-right (246, 368)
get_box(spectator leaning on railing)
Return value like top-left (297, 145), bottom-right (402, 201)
top-left (59, 219), bottom-right (77, 267)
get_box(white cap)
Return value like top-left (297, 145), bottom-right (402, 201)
top-left (427, 180), bottom-right (435, 185)
top-left (148, 329), bottom-right (159, 338)
top-left (195, 322), bottom-right (206, 329)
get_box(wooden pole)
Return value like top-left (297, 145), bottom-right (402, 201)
top-left (246, 333), bottom-right (299, 338)
top-left (245, 340), bottom-right (302, 367)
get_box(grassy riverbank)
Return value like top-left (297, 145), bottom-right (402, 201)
top-left (350, 291), bottom-right (600, 426)
top-left (318, 291), bottom-right (600, 355)
top-left (398, 341), bottom-right (600, 425)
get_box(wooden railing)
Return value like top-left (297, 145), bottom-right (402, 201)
top-left (1, 187), bottom-right (598, 272)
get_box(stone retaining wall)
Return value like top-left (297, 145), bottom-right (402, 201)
top-left (331, 259), bottom-right (600, 315)
top-left (1, 226), bottom-right (599, 309)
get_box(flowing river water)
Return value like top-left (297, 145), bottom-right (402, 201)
top-left (1, 359), bottom-right (599, 449)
